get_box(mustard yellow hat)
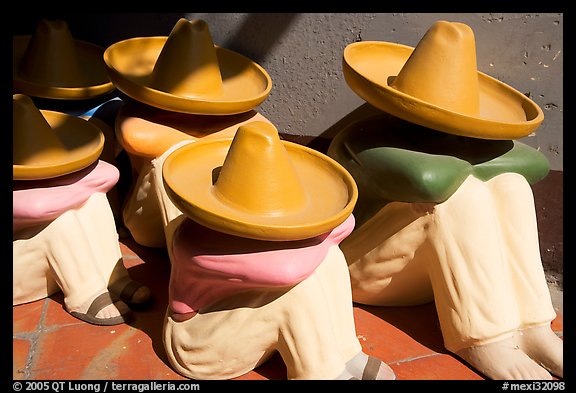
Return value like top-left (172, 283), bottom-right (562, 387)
top-left (103, 18), bottom-right (272, 115)
top-left (13, 19), bottom-right (114, 100)
top-left (343, 20), bottom-right (544, 140)
top-left (162, 121), bottom-right (358, 241)
top-left (13, 94), bottom-right (104, 180)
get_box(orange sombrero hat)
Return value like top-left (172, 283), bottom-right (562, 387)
top-left (162, 121), bottom-right (358, 241)
top-left (13, 94), bottom-right (104, 180)
top-left (342, 20), bottom-right (544, 140)
top-left (103, 18), bottom-right (272, 115)
top-left (13, 19), bottom-right (114, 100)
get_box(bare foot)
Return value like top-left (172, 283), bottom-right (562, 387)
top-left (518, 325), bottom-right (563, 378)
top-left (456, 335), bottom-right (552, 380)
top-left (337, 351), bottom-right (396, 380)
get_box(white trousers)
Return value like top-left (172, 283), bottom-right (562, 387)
top-left (13, 192), bottom-right (129, 311)
top-left (342, 173), bottom-right (557, 352)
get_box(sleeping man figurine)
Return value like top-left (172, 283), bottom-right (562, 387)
top-left (156, 121), bottom-right (396, 380)
top-left (13, 94), bottom-right (151, 326)
top-left (328, 20), bottom-right (563, 380)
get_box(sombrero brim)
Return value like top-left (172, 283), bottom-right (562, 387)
top-left (103, 37), bottom-right (272, 115)
top-left (343, 41), bottom-right (544, 140)
top-left (162, 138), bottom-right (358, 241)
top-left (13, 36), bottom-right (115, 100)
top-left (13, 110), bottom-right (105, 180)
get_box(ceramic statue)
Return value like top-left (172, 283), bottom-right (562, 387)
top-left (13, 18), bottom-right (126, 230)
top-left (158, 121), bottom-right (395, 380)
top-left (328, 20), bottom-right (563, 380)
top-left (102, 18), bottom-right (273, 248)
top-left (13, 94), bottom-right (151, 326)
top-left (13, 19), bottom-right (114, 100)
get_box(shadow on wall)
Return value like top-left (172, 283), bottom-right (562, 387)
top-left (12, 13), bottom-right (193, 47)
top-left (219, 13), bottom-right (300, 64)
top-left (12, 12), bottom-right (300, 63)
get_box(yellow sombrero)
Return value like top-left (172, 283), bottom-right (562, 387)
top-left (103, 18), bottom-right (272, 115)
top-left (162, 121), bottom-right (358, 241)
top-left (13, 19), bottom-right (114, 100)
top-left (13, 94), bottom-right (104, 180)
top-left (342, 20), bottom-right (544, 140)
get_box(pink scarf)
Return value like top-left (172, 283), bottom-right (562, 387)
top-left (169, 214), bottom-right (355, 315)
top-left (13, 161), bottom-right (119, 232)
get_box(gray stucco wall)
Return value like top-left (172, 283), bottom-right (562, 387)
top-left (13, 12), bottom-right (563, 170)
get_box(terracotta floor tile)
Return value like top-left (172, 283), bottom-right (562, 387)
top-left (354, 303), bottom-right (447, 362)
top-left (41, 293), bottom-right (87, 328)
top-left (13, 300), bottom-right (45, 334)
top-left (13, 338), bottom-right (31, 380)
top-left (32, 322), bottom-right (144, 379)
top-left (391, 353), bottom-right (483, 380)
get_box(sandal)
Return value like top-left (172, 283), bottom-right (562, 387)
top-left (348, 355), bottom-right (396, 380)
top-left (109, 277), bottom-right (153, 310)
top-left (70, 292), bottom-right (133, 326)
top-left (361, 356), bottom-right (384, 380)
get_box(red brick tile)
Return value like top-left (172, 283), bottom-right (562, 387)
top-left (13, 300), bottom-right (45, 334)
top-left (98, 328), bottom-right (185, 380)
top-left (31, 322), bottom-right (146, 379)
top-left (354, 302), bottom-right (447, 363)
top-left (391, 353), bottom-right (484, 380)
top-left (42, 293), bottom-right (84, 328)
top-left (13, 338), bottom-right (31, 380)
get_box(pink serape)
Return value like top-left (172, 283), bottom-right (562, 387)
top-left (13, 160), bottom-right (119, 232)
top-left (169, 214), bottom-right (355, 315)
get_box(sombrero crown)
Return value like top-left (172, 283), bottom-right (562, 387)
top-left (162, 121), bottom-right (358, 241)
top-left (13, 94), bottom-right (104, 180)
top-left (342, 20), bottom-right (544, 139)
top-left (148, 18), bottom-right (224, 99)
top-left (13, 19), bottom-right (114, 99)
top-left (390, 21), bottom-right (480, 117)
top-left (104, 18), bottom-right (272, 115)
